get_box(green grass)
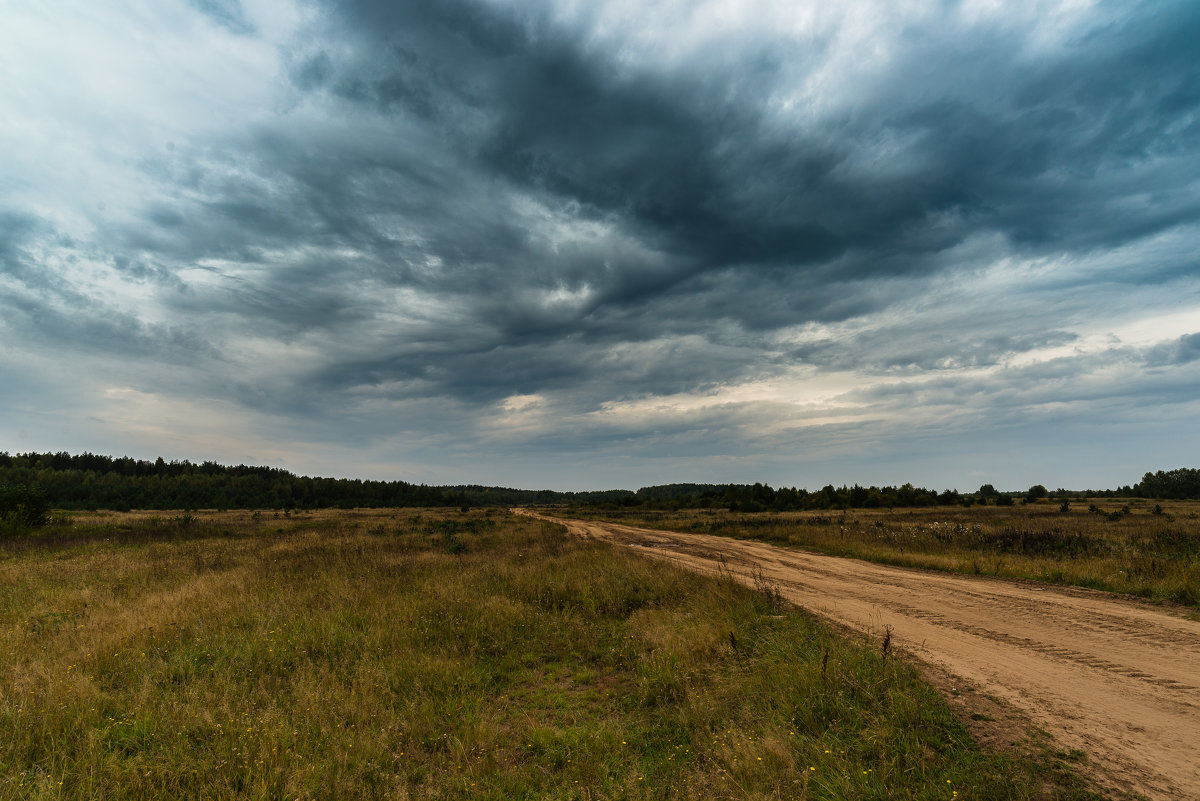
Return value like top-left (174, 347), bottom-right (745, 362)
top-left (564, 500), bottom-right (1200, 607)
top-left (0, 509), bottom-right (1107, 799)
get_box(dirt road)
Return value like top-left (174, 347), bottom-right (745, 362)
top-left (524, 511), bottom-right (1200, 799)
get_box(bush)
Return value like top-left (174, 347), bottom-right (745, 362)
top-left (0, 483), bottom-right (51, 530)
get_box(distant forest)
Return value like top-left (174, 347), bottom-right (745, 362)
top-left (0, 451), bottom-right (1196, 513)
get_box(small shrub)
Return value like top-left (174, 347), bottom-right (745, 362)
top-left (1088, 504), bottom-right (1125, 522)
top-left (0, 483), bottom-right (50, 530)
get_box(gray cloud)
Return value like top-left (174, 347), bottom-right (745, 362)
top-left (1147, 332), bottom-right (1200, 366)
top-left (2, 0), bottom-right (1199, 488)
top-left (186, 0), bottom-right (255, 36)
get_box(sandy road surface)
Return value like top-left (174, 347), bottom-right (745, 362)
top-left (522, 511), bottom-right (1200, 799)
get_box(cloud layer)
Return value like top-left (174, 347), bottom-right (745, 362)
top-left (2, 0), bottom-right (1198, 489)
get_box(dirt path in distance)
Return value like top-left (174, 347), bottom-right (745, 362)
top-left (520, 511), bottom-right (1200, 800)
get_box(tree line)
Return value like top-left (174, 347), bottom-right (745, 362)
top-left (1, 452), bottom-right (1195, 521)
top-left (0, 452), bottom-right (629, 512)
top-left (587, 481), bottom-right (1077, 512)
top-left (1136, 469), bottom-right (1200, 499)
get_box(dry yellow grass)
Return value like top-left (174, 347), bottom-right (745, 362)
top-left (0, 509), bottom-right (1109, 800)
top-left (568, 499), bottom-right (1200, 606)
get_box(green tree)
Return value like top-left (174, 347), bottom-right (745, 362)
top-left (0, 483), bottom-right (50, 529)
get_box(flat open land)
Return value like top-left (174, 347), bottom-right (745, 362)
top-left (526, 511), bottom-right (1200, 799)
top-left (2, 508), bottom-right (1110, 800)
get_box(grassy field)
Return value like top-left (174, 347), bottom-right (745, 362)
top-left (0, 509), bottom-right (1108, 800)
top-left (565, 499), bottom-right (1200, 608)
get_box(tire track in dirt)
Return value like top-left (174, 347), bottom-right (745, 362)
top-left (521, 511), bottom-right (1200, 800)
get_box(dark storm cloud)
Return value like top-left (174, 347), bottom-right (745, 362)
top-left (27, 1), bottom-right (1200, 351)
top-left (233, 0), bottom-right (1200, 363)
top-left (96, 0), bottom-right (1192, 410)
top-left (288, 0), bottom-right (850, 289)
top-left (5, 0), bottom-right (1200, 487)
top-left (309, 0), bottom-right (1200, 281)
top-left (311, 325), bottom-right (764, 406)
top-left (98, 0), bottom-right (1194, 409)
top-left (1147, 332), bottom-right (1200, 366)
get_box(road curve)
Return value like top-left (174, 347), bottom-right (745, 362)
top-left (521, 511), bottom-right (1200, 800)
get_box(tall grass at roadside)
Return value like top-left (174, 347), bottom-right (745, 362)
top-left (1, 509), bottom-right (1105, 799)
top-left (566, 500), bottom-right (1200, 607)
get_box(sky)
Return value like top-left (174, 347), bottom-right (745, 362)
top-left (1, 0), bottom-right (1198, 492)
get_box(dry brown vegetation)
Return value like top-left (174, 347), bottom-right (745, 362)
top-left (566, 498), bottom-right (1200, 608)
top-left (0, 509), bottom-right (1109, 800)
